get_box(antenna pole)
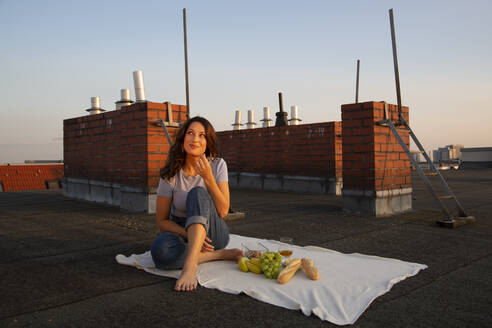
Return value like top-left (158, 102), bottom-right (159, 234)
top-left (355, 59), bottom-right (360, 103)
top-left (389, 8), bottom-right (402, 121)
top-left (183, 8), bottom-right (190, 117)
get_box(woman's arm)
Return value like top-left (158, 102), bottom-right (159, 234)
top-left (195, 155), bottom-right (230, 218)
top-left (155, 195), bottom-right (187, 238)
top-left (204, 180), bottom-right (230, 218)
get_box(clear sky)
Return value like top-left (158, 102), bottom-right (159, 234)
top-left (1, 0), bottom-right (491, 163)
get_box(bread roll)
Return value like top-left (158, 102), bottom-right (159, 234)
top-left (301, 258), bottom-right (319, 280)
top-left (277, 258), bottom-right (301, 284)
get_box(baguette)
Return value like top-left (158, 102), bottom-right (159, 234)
top-left (301, 258), bottom-right (319, 280)
top-left (277, 258), bottom-right (302, 284)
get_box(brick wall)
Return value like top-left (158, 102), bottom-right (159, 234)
top-left (0, 164), bottom-right (63, 192)
top-left (341, 101), bottom-right (410, 192)
top-left (63, 101), bottom-right (187, 191)
top-left (216, 122), bottom-right (342, 179)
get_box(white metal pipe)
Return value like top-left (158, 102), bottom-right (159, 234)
top-left (87, 96), bottom-right (105, 115)
top-left (91, 96), bottom-right (100, 109)
top-left (115, 88), bottom-right (134, 110)
top-left (133, 70), bottom-right (146, 102)
top-left (261, 106), bottom-right (272, 127)
top-left (291, 106), bottom-right (298, 119)
top-left (246, 110), bottom-right (256, 129)
top-left (121, 88), bottom-right (130, 101)
top-left (232, 110), bottom-right (242, 130)
top-left (248, 110), bottom-right (254, 123)
top-left (289, 105), bottom-right (301, 125)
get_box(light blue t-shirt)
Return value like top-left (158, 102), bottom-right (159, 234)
top-left (157, 158), bottom-right (228, 217)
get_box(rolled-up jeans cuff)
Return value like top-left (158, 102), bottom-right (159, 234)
top-left (185, 215), bottom-right (209, 233)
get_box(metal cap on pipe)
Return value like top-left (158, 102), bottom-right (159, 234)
top-left (86, 96), bottom-right (105, 115)
top-left (115, 88), bottom-right (134, 110)
top-left (120, 89), bottom-right (131, 101)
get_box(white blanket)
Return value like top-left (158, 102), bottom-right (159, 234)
top-left (116, 234), bottom-right (427, 325)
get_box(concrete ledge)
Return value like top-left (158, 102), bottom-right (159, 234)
top-left (342, 188), bottom-right (412, 198)
top-left (228, 172), bottom-right (342, 195)
top-left (342, 188), bottom-right (412, 216)
top-left (63, 177), bottom-right (156, 213)
top-left (120, 191), bottom-right (156, 214)
top-left (63, 177), bottom-right (93, 202)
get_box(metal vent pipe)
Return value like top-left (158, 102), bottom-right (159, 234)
top-left (133, 70), bottom-right (146, 102)
top-left (86, 96), bottom-right (105, 115)
top-left (231, 110), bottom-right (243, 130)
top-left (289, 106), bottom-right (302, 125)
top-left (115, 88), bottom-right (134, 110)
top-left (91, 96), bottom-right (100, 109)
top-left (246, 110), bottom-right (256, 129)
top-left (260, 107), bottom-right (272, 127)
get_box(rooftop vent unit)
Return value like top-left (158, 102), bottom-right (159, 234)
top-left (231, 110), bottom-right (243, 130)
top-left (289, 106), bottom-right (302, 125)
top-left (246, 110), bottom-right (256, 129)
top-left (133, 70), bottom-right (147, 103)
top-left (86, 96), bottom-right (105, 115)
top-left (115, 88), bottom-right (134, 110)
top-left (260, 107), bottom-right (272, 127)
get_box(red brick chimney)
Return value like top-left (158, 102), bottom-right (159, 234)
top-left (63, 101), bottom-right (187, 213)
top-left (341, 101), bottom-right (411, 215)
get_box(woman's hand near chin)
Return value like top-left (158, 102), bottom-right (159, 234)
top-left (195, 154), bottom-right (213, 182)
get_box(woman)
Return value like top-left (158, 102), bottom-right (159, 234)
top-left (151, 116), bottom-right (243, 292)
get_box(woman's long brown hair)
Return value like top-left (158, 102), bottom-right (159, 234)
top-left (160, 116), bottom-right (219, 180)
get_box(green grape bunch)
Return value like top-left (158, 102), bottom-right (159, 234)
top-left (260, 251), bottom-right (283, 279)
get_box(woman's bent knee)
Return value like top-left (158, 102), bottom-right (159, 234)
top-left (151, 232), bottom-right (185, 269)
top-left (187, 186), bottom-right (209, 200)
top-left (214, 233), bottom-right (229, 250)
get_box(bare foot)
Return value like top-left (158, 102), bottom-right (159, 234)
top-left (175, 248), bottom-right (244, 291)
top-left (175, 265), bottom-right (198, 292)
top-left (213, 248), bottom-right (244, 261)
top-left (197, 247), bottom-right (244, 264)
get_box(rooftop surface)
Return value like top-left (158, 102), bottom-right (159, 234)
top-left (1, 169), bottom-right (492, 327)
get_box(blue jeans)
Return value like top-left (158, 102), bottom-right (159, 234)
top-left (150, 186), bottom-right (230, 270)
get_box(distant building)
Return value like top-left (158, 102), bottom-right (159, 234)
top-left (461, 147), bottom-right (492, 168)
top-left (410, 150), bottom-right (421, 163)
top-left (432, 145), bottom-right (464, 163)
top-left (432, 150), bottom-right (439, 163)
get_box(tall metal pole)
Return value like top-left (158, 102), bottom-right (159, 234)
top-left (355, 59), bottom-right (360, 103)
top-left (389, 8), bottom-right (402, 121)
top-left (183, 8), bottom-right (190, 117)
top-left (278, 92), bottom-right (284, 113)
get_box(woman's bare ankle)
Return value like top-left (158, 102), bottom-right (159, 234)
top-left (175, 264), bottom-right (198, 291)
